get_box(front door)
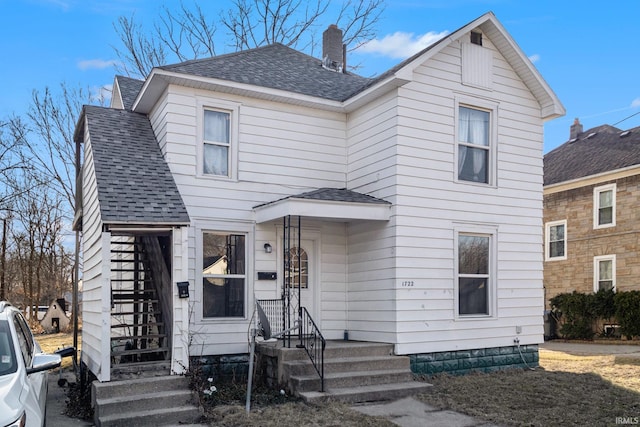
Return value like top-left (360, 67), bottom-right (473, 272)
top-left (280, 238), bottom-right (318, 323)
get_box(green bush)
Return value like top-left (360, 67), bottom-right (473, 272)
top-left (614, 291), bottom-right (640, 339)
top-left (550, 291), bottom-right (596, 340)
top-left (551, 290), bottom-right (639, 340)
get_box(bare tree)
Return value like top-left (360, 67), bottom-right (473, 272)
top-left (113, 0), bottom-right (385, 78)
top-left (20, 83), bottom-right (95, 219)
top-left (11, 180), bottom-right (66, 322)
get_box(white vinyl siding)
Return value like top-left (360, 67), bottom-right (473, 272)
top-left (594, 183), bottom-right (616, 229)
top-left (545, 220), bottom-right (567, 261)
top-left (80, 133), bottom-right (111, 382)
top-left (391, 34), bottom-right (544, 354)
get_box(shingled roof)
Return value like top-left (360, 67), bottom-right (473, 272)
top-left (115, 75), bottom-right (144, 110)
top-left (544, 125), bottom-right (640, 186)
top-left (254, 188), bottom-right (391, 209)
top-left (83, 105), bottom-right (190, 225)
top-left (159, 43), bottom-right (374, 102)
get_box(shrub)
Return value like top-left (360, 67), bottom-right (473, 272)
top-left (550, 291), bottom-right (595, 340)
top-left (614, 291), bottom-right (640, 339)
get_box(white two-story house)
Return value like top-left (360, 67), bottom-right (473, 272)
top-left (73, 12), bottom-right (564, 384)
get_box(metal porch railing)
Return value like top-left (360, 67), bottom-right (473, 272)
top-left (256, 298), bottom-right (326, 392)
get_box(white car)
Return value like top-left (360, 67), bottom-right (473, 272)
top-left (0, 301), bottom-right (61, 427)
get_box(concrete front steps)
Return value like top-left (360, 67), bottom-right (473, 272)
top-left (92, 375), bottom-right (203, 427)
top-left (268, 340), bottom-right (431, 404)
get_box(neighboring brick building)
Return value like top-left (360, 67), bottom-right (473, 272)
top-left (543, 119), bottom-right (640, 308)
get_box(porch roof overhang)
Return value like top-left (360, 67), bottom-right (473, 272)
top-left (253, 188), bottom-right (392, 224)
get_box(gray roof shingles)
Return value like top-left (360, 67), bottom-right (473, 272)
top-left (544, 125), bottom-right (640, 186)
top-left (159, 44), bottom-right (374, 102)
top-left (84, 105), bottom-right (190, 225)
top-left (254, 188), bottom-right (390, 209)
top-left (115, 75), bottom-right (144, 110)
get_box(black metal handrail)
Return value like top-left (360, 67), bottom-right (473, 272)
top-left (298, 307), bottom-right (326, 392)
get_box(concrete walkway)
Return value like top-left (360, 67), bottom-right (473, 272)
top-left (540, 340), bottom-right (640, 356)
top-left (352, 397), bottom-right (499, 427)
top-left (46, 370), bottom-right (93, 426)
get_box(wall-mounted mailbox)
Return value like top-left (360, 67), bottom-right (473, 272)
top-left (257, 272), bottom-right (277, 280)
top-left (177, 281), bottom-right (189, 298)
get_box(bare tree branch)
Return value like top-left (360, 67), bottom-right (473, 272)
top-left (112, 0), bottom-right (385, 75)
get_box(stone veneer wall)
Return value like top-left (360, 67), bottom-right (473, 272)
top-left (410, 345), bottom-right (539, 376)
top-left (543, 175), bottom-right (640, 309)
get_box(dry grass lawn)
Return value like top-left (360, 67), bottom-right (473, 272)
top-left (42, 331), bottom-right (640, 426)
top-left (35, 330), bottom-right (80, 369)
top-left (417, 347), bottom-right (640, 427)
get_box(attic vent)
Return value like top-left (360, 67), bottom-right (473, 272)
top-left (569, 138), bottom-right (578, 144)
top-left (586, 132), bottom-right (597, 139)
top-left (471, 32), bottom-right (482, 46)
top-left (620, 130), bottom-right (631, 137)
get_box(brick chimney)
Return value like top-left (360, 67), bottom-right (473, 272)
top-left (322, 24), bottom-right (345, 72)
top-left (570, 118), bottom-right (583, 140)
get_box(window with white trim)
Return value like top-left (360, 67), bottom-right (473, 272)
top-left (456, 99), bottom-right (497, 185)
top-left (545, 220), bottom-right (567, 261)
top-left (594, 184), bottom-right (616, 228)
top-left (457, 232), bottom-right (492, 316)
top-left (594, 255), bottom-right (616, 292)
top-left (203, 109), bottom-right (231, 176)
top-left (202, 232), bottom-right (246, 318)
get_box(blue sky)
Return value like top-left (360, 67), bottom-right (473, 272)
top-left (1, 0), bottom-right (639, 153)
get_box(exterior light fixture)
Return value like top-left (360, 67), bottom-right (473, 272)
top-left (264, 243), bottom-right (272, 253)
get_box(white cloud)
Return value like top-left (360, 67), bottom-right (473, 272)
top-left (90, 84), bottom-right (113, 105)
top-left (528, 54), bottom-right (541, 64)
top-left (631, 98), bottom-right (640, 108)
top-left (77, 59), bottom-right (118, 71)
top-left (356, 30), bottom-right (449, 59)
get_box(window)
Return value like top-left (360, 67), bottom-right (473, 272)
top-left (285, 247), bottom-right (308, 289)
top-left (203, 109), bottom-right (230, 176)
top-left (594, 255), bottom-right (616, 292)
top-left (12, 314), bottom-right (34, 367)
top-left (457, 233), bottom-right (491, 316)
top-left (458, 106), bottom-right (490, 184)
top-left (545, 220), bottom-right (567, 261)
top-left (0, 320), bottom-right (17, 376)
top-left (594, 184), bottom-right (616, 228)
top-left (202, 232), bottom-right (246, 318)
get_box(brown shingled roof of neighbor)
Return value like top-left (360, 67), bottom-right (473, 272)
top-left (544, 125), bottom-right (640, 186)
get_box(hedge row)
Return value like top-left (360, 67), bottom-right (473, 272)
top-left (550, 290), bottom-right (640, 340)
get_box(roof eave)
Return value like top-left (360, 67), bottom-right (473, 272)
top-left (254, 197), bottom-right (391, 223)
top-left (544, 164), bottom-right (640, 194)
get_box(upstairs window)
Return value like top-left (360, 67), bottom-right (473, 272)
top-left (594, 184), bottom-right (616, 228)
top-left (458, 106), bottom-right (490, 184)
top-left (545, 220), bottom-right (567, 261)
top-left (203, 109), bottom-right (231, 176)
